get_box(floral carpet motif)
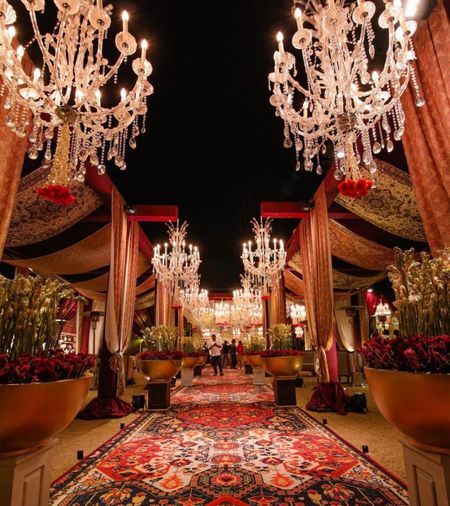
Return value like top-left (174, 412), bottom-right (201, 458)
top-left (51, 370), bottom-right (408, 505)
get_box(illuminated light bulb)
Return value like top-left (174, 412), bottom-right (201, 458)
top-left (141, 39), bottom-right (148, 60)
top-left (95, 89), bottom-right (101, 105)
top-left (7, 26), bottom-right (16, 38)
top-left (336, 149), bottom-right (345, 159)
top-left (294, 7), bottom-right (303, 29)
top-left (276, 31), bottom-right (285, 55)
top-left (33, 68), bottom-right (40, 82)
top-left (16, 45), bottom-right (24, 61)
top-left (122, 11), bottom-right (129, 33)
top-left (120, 88), bottom-right (127, 101)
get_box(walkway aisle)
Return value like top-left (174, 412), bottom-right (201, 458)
top-left (51, 369), bottom-right (409, 505)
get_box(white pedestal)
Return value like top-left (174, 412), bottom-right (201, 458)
top-left (401, 437), bottom-right (450, 506)
top-left (253, 366), bottom-right (266, 385)
top-left (0, 439), bottom-right (57, 506)
top-left (181, 368), bottom-right (194, 387)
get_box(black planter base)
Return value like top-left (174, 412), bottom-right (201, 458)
top-left (273, 378), bottom-right (297, 406)
top-left (145, 381), bottom-right (171, 410)
top-left (245, 364), bottom-right (253, 375)
top-left (194, 365), bottom-right (203, 377)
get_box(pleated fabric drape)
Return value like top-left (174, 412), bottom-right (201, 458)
top-left (105, 188), bottom-right (140, 396)
top-left (334, 295), bottom-right (357, 352)
top-left (357, 290), bottom-right (370, 343)
top-left (401, 0), bottom-right (450, 254)
top-left (0, 82), bottom-right (31, 259)
top-left (269, 274), bottom-right (287, 327)
top-left (299, 185), bottom-right (334, 383)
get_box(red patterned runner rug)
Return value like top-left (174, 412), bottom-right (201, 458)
top-left (51, 369), bottom-right (408, 505)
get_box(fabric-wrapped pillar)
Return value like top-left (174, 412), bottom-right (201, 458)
top-left (401, 0), bottom-right (450, 254)
top-left (299, 185), bottom-right (347, 413)
top-left (79, 187), bottom-right (139, 419)
top-left (269, 274), bottom-right (287, 327)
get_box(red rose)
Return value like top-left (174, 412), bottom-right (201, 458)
top-left (36, 185), bottom-right (76, 206)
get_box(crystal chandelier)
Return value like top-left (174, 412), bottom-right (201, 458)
top-left (214, 300), bottom-right (231, 327)
top-left (0, 0), bottom-right (153, 203)
top-left (269, 0), bottom-right (423, 191)
top-left (189, 306), bottom-right (215, 330)
top-left (288, 301), bottom-right (307, 324)
top-left (152, 222), bottom-right (201, 303)
top-left (180, 283), bottom-right (209, 311)
top-left (233, 275), bottom-right (262, 309)
top-left (241, 218), bottom-right (286, 292)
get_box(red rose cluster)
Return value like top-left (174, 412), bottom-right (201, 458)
top-left (361, 335), bottom-right (450, 373)
top-left (138, 351), bottom-right (183, 360)
top-left (260, 349), bottom-right (304, 357)
top-left (0, 351), bottom-right (96, 384)
top-left (337, 178), bottom-right (373, 199)
top-left (182, 351), bottom-right (207, 358)
top-left (36, 184), bottom-right (76, 206)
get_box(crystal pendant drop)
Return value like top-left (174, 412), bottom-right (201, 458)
top-left (283, 137), bottom-right (292, 148)
top-left (97, 164), bottom-right (106, 175)
top-left (28, 147), bottom-right (38, 160)
top-left (363, 151), bottom-right (371, 164)
top-left (129, 137), bottom-right (137, 149)
top-left (386, 139), bottom-right (394, 152)
top-left (119, 161), bottom-right (127, 171)
top-left (304, 160), bottom-right (313, 172)
top-left (369, 162), bottom-right (378, 174)
top-left (414, 96), bottom-right (425, 107)
top-left (90, 154), bottom-right (99, 166)
top-left (44, 149), bottom-right (52, 162)
top-left (295, 161), bottom-right (301, 172)
top-left (316, 164), bottom-right (323, 175)
top-left (372, 142), bottom-right (382, 154)
top-left (115, 155), bottom-right (124, 167)
top-left (334, 170), bottom-right (343, 181)
top-left (393, 130), bottom-right (402, 141)
top-left (107, 149), bottom-right (113, 161)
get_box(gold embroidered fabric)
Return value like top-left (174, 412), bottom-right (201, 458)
top-left (136, 290), bottom-right (155, 310)
top-left (329, 219), bottom-right (395, 270)
top-left (332, 270), bottom-right (385, 290)
top-left (6, 224), bottom-right (111, 274)
top-left (289, 252), bottom-right (385, 289)
top-left (336, 159), bottom-right (427, 242)
top-left (5, 165), bottom-right (102, 247)
top-left (284, 269), bottom-right (305, 295)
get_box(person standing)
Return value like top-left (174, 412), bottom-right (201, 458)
top-left (208, 335), bottom-right (223, 376)
top-left (222, 339), bottom-right (230, 369)
top-left (230, 339), bottom-right (238, 369)
top-left (236, 340), bottom-right (244, 369)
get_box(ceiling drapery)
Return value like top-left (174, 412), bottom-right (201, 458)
top-left (329, 219), bottom-right (395, 271)
top-left (5, 165), bottom-right (102, 248)
top-left (5, 224), bottom-right (112, 274)
top-left (336, 159), bottom-right (427, 242)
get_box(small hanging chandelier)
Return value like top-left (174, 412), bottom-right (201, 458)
top-left (269, 0), bottom-right (424, 196)
top-left (0, 0), bottom-right (153, 204)
top-left (288, 301), bottom-right (307, 324)
top-left (241, 218), bottom-right (286, 294)
top-left (152, 221), bottom-right (201, 305)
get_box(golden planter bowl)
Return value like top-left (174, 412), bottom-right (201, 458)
top-left (241, 355), bottom-right (249, 365)
top-left (365, 367), bottom-right (450, 454)
top-left (198, 355), bottom-right (208, 367)
top-left (247, 354), bottom-right (264, 368)
top-left (261, 354), bottom-right (304, 377)
top-left (0, 375), bottom-right (91, 456)
top-left (138, 359), bottom-right (181, 382)
top-left (181, 356), bottom-right (201, 369)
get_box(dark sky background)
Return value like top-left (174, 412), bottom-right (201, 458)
top-left (107, 0), bottom-right (329, 290)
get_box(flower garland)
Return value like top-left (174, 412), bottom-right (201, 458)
top-left (338, 178), bottom-right (373, 199)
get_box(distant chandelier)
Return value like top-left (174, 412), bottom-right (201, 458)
top-left (233, 275), bottom-right (262, 309)
top-left (214, 300), bottom-right (231, 327)
top-left (288, 301), bottom-right (307, 324)
top-left (152, 222), bottom-right (201, 303)
top-left (269, 0), bottom-right (423, 193)
top-left (0, 0), bottom-right (153, 203)
top-left (241, 218), bottom-right (286, 291)
top-left (189, 306), bottom-right (215, 330)
top-left (180, 283), bottom-right (209, 311)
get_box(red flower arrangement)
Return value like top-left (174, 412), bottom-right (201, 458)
top-left (361, 335), bottom-right (450, 373)
top-left (138, 351), bottom-right (183, 360)
top-left (182, 351), bottom-right (207, 358)
top-left (36, 184), bottom-right (76, 206)
top-left (260, 349), bottom-right (304, 357)
top-left (242, 350), bottom-right (265, 356)
top-left (337, 178), bottom-right (373, 199)
top-left (0, 351), bottom-right (96, 384)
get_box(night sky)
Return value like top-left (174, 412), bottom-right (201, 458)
top-left (106, 0), bottom-right (328, 290)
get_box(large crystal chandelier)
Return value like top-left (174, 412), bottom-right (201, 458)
top-left (0, 0), bottom-right (153, 203)
top-left (180, 283), bottom-right (209, 311)
top-left (152, 221), bottom-right (201, 304)
top-left (233, 275), bottom-right (262, 309)
top-left (214, 300), bottom-right (231, 327)
top-left (269, 0), bottom-right (423, 193)
top-left (241, 218), bottom-right (286, 292)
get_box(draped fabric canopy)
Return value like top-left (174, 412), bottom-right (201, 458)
top-left (299, 185), bottom-right (334, 383)
top-left (401, 0), bottom-right (450, 254)
top-left (334, 295), bottom-right (357, 352)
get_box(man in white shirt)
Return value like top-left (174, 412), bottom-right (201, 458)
top-left (208, 334), bottom-right (224, 376)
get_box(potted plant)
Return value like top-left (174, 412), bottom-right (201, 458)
top-left (0, 275), bottom-right (95, 456)
top-left (242, 334), bottom-right (266, 368)
top-left (362, 248), bottom-right (450, 453)
top-left (261, 324), bottom-right (304, 377)
top-left (137, 325), bottom-right (181, 382)
top-left (180, 335), bottom-right (206, 369)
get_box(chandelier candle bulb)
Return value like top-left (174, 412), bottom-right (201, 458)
top-left (16, 45), bottom-right (24, 61)
top-left (32, 68), bottom-right (40, 83)
top-left (294, 8), bottom-right (303, 30)
top-left (276, 32), bottom-right (285, 56)
top-left (120, 88), bottom-right (127, 102)
top-left (122, 11), bottom-right (129, 33)
top-left (141, 39), bottom-right (148, 61)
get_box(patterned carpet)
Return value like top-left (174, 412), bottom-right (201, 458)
top-left (51, 369), bottom-right (409, 505)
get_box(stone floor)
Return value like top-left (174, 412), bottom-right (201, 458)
top-left (51, 367), bottom-right (406, 482)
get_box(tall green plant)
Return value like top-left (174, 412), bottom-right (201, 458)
top-left (0, 275), bottom-right (79, 359)
top-left (388, 248), bottom-right (450, 337)
top-left (247, 334), bottom-right (266, 352)
top-left (268, 323), bottom-right (293, 350)
top-left (141, 325), bottom-right (177, 352)
top-left (180, 335), bottom-right (204, 353)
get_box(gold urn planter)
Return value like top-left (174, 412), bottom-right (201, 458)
top-left (261, 354), bottom-right (304, 378)
top-left (365, 367), bottom-right (450, 454)
top-left (181, 356), bottom-right (201, 369)
top-left (138, 359), bottom-right (182, 382)
top-left (0, 375), bottom-right (91, 456)
top-left (247, 354), bottom-right (264, 368)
